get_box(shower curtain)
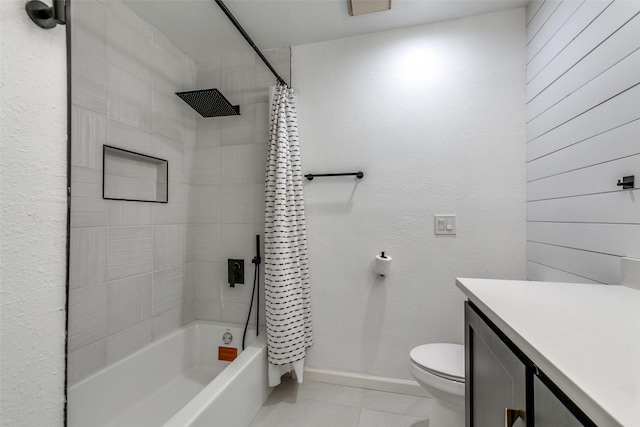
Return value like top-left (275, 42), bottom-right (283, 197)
top-left (264, 84), bottom-right (313, 387)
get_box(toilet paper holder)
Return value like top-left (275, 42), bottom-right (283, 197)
top-left (375, 251), bottom-right (392, 277)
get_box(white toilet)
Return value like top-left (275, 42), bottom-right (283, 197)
top-left (409, 343), bottom-right (465, 426)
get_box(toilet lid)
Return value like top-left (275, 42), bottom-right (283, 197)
top-left (410, 343), bottom-right (465, 381)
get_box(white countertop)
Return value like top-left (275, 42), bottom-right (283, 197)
top-left (456, 278), bottom-right (640, 427)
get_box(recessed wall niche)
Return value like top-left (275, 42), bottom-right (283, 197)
top-left (103, 145), bottom-right (168, 203)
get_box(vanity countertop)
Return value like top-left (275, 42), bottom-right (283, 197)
top-left (455, 278), bottom-right (640, 427)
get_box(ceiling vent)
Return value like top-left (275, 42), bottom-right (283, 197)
top-left (348, 0), bottom-right (391, 16)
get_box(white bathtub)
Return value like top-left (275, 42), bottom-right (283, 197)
top-left (67, 321), bottom-right (271, 427)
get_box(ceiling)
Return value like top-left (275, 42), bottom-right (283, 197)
top-left (125, 0), bottom-right (529, 62)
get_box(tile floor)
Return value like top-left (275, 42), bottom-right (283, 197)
top-left (249, 376), bottom-right (434, 427)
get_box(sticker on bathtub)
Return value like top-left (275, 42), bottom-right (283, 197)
top-left (218, 346), bottom-right (238, 362)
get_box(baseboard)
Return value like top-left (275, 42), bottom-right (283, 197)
top-left (303, 367), bottom-right (430, 398)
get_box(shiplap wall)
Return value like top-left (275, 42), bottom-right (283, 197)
top-left (526, 0), bottom-right (640, 285)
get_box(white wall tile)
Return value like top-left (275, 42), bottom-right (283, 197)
top-left (106, 319), bottom-right (152, 364)
top-left (153, 183), bottom-right (187, 225)
top-left (69, 228), bottom-right (106, 289)
top-left (220, 184), bottom-right (261, 224)
top-left (220, 104), bottom-right (256, 146)
top-left (72, 105), bottom-right (105, 169)
top-left (108, 119), bottom-right (153, 156)
top-left (71, 181), bottom-right (102, 199)
top-left (152, 135), bottom-right (185, 183)
top-left (72, 45), bottom-right (107, 115)
top-left (191, 146), bottom-right (221, 185)
top-left (152, 89), bottom-right (191, 144)
top-left (69, 0), bottom-right (198, 377)
top-left (152, 306), bottom-right (183, 339)
top-left (220, 223), bottom-right (259, 261)
top-left (184, 262), bottom-right (197, 303)
top-left (75, 345), bottom-right (93, 382)
top-left (74, 339), bottom-right (106, 383)
top-left (107, 273), bottom-right (152, 334)
top-left (69, 288), bottom-right (107, 322)
top-left (183, 300), bottom-right (196, 324)
top-left (220, 53), bottom-right (256, 106)
top-left (153, 225), bottom-right (186, 270)
top-left (108, 64), bottom-right (152, 132)
top-left (153, 266), bottom-right (184, 315)
top-left (220, 144), bottom-right (262, 184)
top-left (106, 0), bottom-right (152, 83)
top-left (192, 262), bottom-right (221, 301)
top-left (69, 282), bottom-right (107, 306)
top-left (196, 60), bottom-right (220, 89)
top-left (152, 28), bottom-right (192, 92)
top-left (188, 185), bottom-right (220, 224)
top-left (196, 117), bottom-right (221, 147)
top-left (220, 301), bottom-right (250, 324)
top-left (67, 351), bottom-right (77, 386)
top-left (67, 310), bottom-right (107, 353)
top-left (71, 0), bottom-right (107, 58)
top-left (195, 300), bottom-right (221, 321)
top-left (108, 201), bottom-right (152, 226)
top-left (254, 102), bottom-right (270, 145)
top-left (186, 224), bottom-right (221, 262)
top-left (107, 226), bottom-right (153, 280)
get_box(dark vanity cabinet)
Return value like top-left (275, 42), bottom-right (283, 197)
top-left (465, 302), bottom-right (592, 427)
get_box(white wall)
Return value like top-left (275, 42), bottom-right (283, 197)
top-left (0, 0), bottom-right (67, 425)
top-left (525, 0), bottom-right (640, 285)
top-left (294, 9), bottom-right (527, 380)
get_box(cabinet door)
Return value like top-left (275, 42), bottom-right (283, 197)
top-left (465, 302), bottom-right (527, 427)
top-left (534, 375), bottom-right (584, 427)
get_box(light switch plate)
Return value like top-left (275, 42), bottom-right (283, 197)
top-left (434, 214), bottom-right (456, 235)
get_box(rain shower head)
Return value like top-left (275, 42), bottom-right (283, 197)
top-left (176, 88), bottom-right (240, 117)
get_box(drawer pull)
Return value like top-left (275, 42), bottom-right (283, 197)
top-left (505, 408), bottom-right (525, 427)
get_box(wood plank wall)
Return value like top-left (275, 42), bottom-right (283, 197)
top-left (525, 0), bottom-right (640, 285)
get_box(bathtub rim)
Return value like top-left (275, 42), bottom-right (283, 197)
top-left (161, 332), bottom-right (268, 427)
top-left (67, 320), bottom-right (257, 391)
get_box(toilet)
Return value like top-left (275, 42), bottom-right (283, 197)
top-left (409, 343), bottom-right (465, 426)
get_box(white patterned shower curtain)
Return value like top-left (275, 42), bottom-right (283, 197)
top-left (264, 84), bottom-right (313, 387)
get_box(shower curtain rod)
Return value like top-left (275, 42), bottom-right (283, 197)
top-left (214, 0), bottom-right (289, 87)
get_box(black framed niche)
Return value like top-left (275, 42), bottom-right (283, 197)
top-left (103, 145), bottom-right (168, 203)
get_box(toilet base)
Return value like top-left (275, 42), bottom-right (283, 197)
top-left (430, 400), bottom-right (465, 427)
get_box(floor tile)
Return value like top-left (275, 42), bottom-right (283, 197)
top-left (361, 388), bottom-right (430, 415)
top-left (250, 397), bottom-right (360, 427)
top-left (250, 378), bottom-right (437, 427)
top-left (296, 380), bottom-right (364, 407)
top-left (358, 408), bottom-right (428, 427)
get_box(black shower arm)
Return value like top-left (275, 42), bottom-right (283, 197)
top-left (214, 0), bottom-right (288, 87)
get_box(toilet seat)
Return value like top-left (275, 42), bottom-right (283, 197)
top-left (410, 343), bottom-right (465, 382)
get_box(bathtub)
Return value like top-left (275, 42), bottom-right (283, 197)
top-left (67, 321), bottom-right (271, 427)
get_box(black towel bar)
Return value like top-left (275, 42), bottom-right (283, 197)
top-left (304, 172), bottom-right (364, 181)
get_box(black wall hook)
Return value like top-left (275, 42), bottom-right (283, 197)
top-left (26, 0), bottom-right (66, 29)
top-left (617, 175), bottom-right (635, 190)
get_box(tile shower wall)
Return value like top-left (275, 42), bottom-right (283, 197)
top-left (67, 0), bottom-right (196, 385)
top-left (68, 0), bottom-right (289, 383)
top-left (189, 48), bottom-right (290, 326)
